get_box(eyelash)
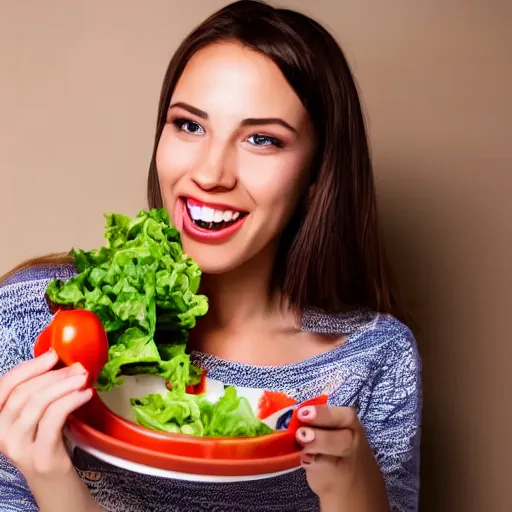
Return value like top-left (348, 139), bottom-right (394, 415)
top-left (171, 118), bottom-right (284, 148)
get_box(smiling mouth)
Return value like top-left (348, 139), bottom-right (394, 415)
top-left (183, 198), bottom-right (248, 231)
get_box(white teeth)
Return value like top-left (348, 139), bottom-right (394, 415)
top-left (186, 201), bottom-right (243, 224)
top-left (222, 211), bottom-right (233, 222)
top-left (201, 207), bottom-right (214, 222)
top-left (190, 205), bottom-right (202, 220)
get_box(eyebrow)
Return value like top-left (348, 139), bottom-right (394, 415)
top-left (168, 102), bottom-right (298, 133)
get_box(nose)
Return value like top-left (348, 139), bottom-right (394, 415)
top-left (190, 139), bottom-right (237, 192)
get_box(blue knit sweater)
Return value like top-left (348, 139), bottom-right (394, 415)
top-left (0, 265), bottom-right (422, 511)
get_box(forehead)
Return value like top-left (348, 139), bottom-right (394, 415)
top-left (171, 41), bottom-right (307, 126)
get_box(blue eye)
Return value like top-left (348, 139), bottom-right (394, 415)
top-left (174, 119), bottom-right (205, 136)
top-left (247, 134), bottom-right (283, 148)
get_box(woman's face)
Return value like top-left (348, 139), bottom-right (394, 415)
top-left (156, 41), bottom-right (315, 274)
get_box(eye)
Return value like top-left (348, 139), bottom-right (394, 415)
top-left (173, 118), bottom-right (205, 136)
top-left (247, 134), bottom-right (284, 148)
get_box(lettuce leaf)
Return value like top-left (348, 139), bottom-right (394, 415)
top-left (205, 386), bottom-right (273, 437)
top-left (130, 386), bottom-right (273, 438)
top-left (45, 208), bottom-right (208, 392)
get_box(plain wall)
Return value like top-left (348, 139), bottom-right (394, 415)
top-left (1, 1), bottom-right (511, 510)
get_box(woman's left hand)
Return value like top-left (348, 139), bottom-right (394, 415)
top-left (295, 405), bottom-right (389, 512)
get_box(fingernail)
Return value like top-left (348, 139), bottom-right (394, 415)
top-left (301, 453), bottom-right (316, 465)
top-left (297, 428), bottom-right (315, 443)
top-left (82, 387), bottom-right (93, 397)
top-left (71, 362), bottom-right (87, 374)
top-left (72, 373), bottom-right (88, 384)
top-left (298, 406), bottom-right (316, 420)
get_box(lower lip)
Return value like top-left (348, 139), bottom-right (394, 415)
top-left (181, 200), bottom-right (247, 243)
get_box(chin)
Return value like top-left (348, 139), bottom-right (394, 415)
top-left (180, 239), bottom-right (247, 275)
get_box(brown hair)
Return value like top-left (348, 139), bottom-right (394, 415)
top-left (2, 0), bottom-right (408, 323)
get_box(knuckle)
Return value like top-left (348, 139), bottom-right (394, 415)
top-left (33, 447), bottom-right (72, 476)
top-left (37, 398), bottom-right (68, 434)
top-left (345, 407), bottom-right (358, 424)
top-left (1, 441), bottom-right (24, 465)
top-left (17, 400), bottom-right (40, 429)
top-left (3, 387), bottom-right (28, 415)
top-left (0, 375), bottom-right (12, 398)
top-left (31, 456), bottom-right (58, 476)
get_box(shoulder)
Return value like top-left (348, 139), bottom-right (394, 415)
top-left (303, 307), bottom-right (419, 364)
top-left (1, 262), bottom-right (76, 288)
top-left (304, 308), bottom-right (421, 400)
top-left (361, 313), bottom-right (420, 374)
top-left (349, 314), bottom-right (422, 428)
top-left (0, 264), bottom-right (76, 349)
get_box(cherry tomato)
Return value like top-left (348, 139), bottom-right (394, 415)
top-left (257, 391), bottom-right (297, 420)
top-left (34, 309), bottom-right (109, 386)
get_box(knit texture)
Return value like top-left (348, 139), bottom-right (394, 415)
top-left (0, 265), bottom-right (422, 511)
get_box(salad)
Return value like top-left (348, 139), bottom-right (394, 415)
top-left (36, 208), bottom-right (272, 438)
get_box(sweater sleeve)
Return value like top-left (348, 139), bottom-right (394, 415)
top-left (0, 276), bottom-right (56, 512)
top-left (331, 320), bottom-right (422, 512)
top-left (363, 326), bottom-right (422, 512)
top-left (0, 323), bottom-right (39, 511)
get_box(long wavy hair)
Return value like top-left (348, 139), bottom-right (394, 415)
top-left (2, 1), bottom-right (408, 323)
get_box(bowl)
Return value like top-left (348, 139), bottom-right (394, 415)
top-left (65, 375), bottom-right (320, 480)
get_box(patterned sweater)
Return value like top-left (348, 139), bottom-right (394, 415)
top-left (0, 265), bottom-right (422, 512)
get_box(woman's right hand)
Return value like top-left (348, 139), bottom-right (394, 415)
top-left (0, 348), bottom-right (93, 482)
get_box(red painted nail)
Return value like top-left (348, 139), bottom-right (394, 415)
top-left (301, 453), bottom-right (316, 465)
top-left (298, 406), bottom-right (315, 419)
top-left (297, 428), bottom-right (315, 443)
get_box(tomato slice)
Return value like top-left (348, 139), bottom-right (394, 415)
top-left (166, 369), bottom-right (207, 395)
top-left (257, 391), bottom-right (297, 420)
top-left (188, 370), bottom-right (207, 395)
top-left (286, 395), bottom-right (329, 435)
top-left (34, 309), bottom-right (109, 386)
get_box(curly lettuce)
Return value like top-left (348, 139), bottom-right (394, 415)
top-left (130, 386), bottom-right (273, 438)
top-left (45, 208), bottom-right (208, 392)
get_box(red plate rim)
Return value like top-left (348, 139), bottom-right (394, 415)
top-left (66, 392), bottom-right (302, 475)
top-left (79, 391), bottom-right (298, 446)
top-left (67, 413), bottom-right (302, 476)
top-left (67, 414), bottom-right (301, 468)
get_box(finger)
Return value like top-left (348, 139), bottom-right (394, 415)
top-left (301, 452), bottom-right (339, 471)
top-left (0, 350), bottom-right (59, 409)
top-left (4, 373), bottom-right (88, 462)
top-left (297, 404), bottom-right (359, 430)
top-left (296, 426), bottom-right (354, 457)
top-left (35, 388), bottom-right (93, 451)
top-left (0, 363), bottom-right (86, 436)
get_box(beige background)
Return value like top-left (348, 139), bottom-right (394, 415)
top-left (1, 1), bottom-right (511, 510)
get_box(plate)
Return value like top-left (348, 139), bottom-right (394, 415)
top-left (64, 375), bottom-right (323, 481)
top-left (64, 425), bottom-right (301, 483)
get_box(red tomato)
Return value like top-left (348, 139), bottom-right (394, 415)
top-left (257, 391), bottom-right (297, 420)
top-left (34, 309), bottom-right (109, 386)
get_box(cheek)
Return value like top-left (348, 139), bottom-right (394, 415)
top-left (156, 128), bottom-right (201, 187)
top-left (239, 152), bottom-right (307, 217)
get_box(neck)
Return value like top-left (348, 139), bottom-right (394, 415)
top-left (199, 243), bottom-right (284, 330)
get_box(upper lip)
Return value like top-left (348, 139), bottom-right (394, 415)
top-left (182, 196), bottom-right (248, 213)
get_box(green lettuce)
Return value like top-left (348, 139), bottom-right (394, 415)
top-left (130, 386), bottom-right (273, 438)
top-left (45, 208), bottom-right (208, 392)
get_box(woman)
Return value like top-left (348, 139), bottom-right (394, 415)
top-left (0, 1), bottom-right (421, 511)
